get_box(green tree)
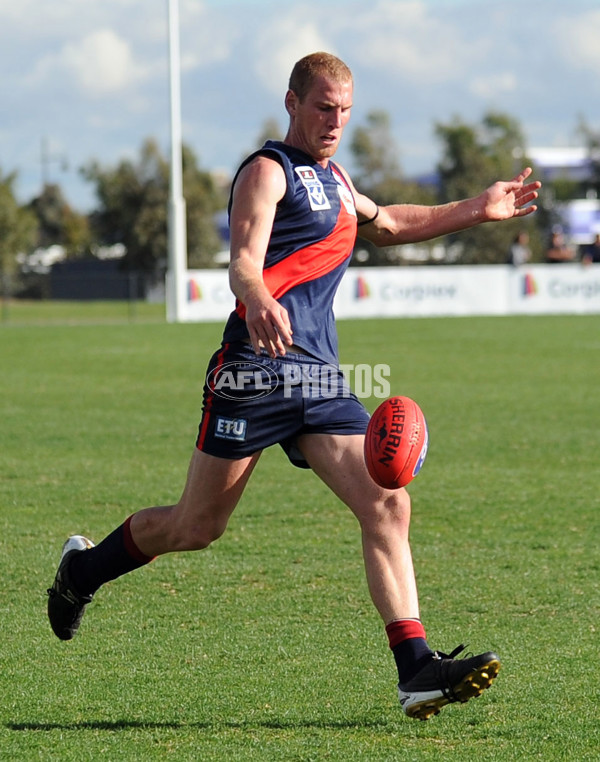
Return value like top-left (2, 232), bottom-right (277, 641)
top-left (0, 170), bottom-right (37, 280)
top-left (254, 117), bottom-right (284, 149)
top-left (182, 144), bottom-right (228, 268)
top-left (28, 183), bottom-right (91, 255)
top-left (435, 111), bottom-right (541, 263)
top-left (349, 110), bottom-right (436, 265)
top-left (84, 139), bottom-right (167, 271)
top-left (576, 116), bottom-right (600, 198)
top-left (83, 138), bottom-right (225, 272)
top-left (350, 110), bottom-right (401, 192)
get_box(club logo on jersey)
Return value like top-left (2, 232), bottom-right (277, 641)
top-left (295, 166), bottom-right (331, 211)
top-left (214, 416), bottom-right (248, 441)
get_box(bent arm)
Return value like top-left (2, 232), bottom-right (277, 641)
top-left (228, 156), bottom-right (293, 357)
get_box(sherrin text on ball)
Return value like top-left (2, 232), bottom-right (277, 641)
top-left (364, 396), bottom-right (428, 489)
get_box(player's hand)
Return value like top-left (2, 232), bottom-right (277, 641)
top-left (245, 297), bottom-right (293, 358)
top-left (481, 167), bottom-right (541, 221)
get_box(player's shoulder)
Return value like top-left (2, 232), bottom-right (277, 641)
top-left (330, 161), bottom-right (360, 196)
top-left (330, 160), bottom-right (351, 184)
top-left (233, 152), bottom-right (287, 201)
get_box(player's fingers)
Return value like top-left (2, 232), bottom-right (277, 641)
top-left (278, 309), bottom-right (294, 346)
top-left (511, 166), bottom-right (532, 184)
top-left (517, 204), bottom-right (537, 216)
top-left (248, 304), bottom-right (293, 357)
top-left (517, 180), bottom-right (541, 195)
top-left (260, 321), bottom-right (287, 358)
top-left (517, 189), bottom-right (539, 205)
top-left (272, 325), bottom-right (292, 357)
top-left (269, 307), bottom-right (293, 355)
top-left (247, 325), bottom-right (264, 355)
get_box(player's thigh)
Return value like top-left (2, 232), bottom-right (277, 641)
top-left (295, 433), bottom-right (410, 524)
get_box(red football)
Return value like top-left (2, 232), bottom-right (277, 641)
top-left (364, 396), bottom-right (429, 489)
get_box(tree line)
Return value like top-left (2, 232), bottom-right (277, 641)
top-left (1, 111), bottom-right (599, 291)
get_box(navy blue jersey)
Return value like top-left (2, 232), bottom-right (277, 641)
top-left (222, 141), bottom-right (358, 365)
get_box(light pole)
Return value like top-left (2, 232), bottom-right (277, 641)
top-left (40, 137), bottom-right (68, 189)
top-left (166, 0), bottom-right (187, 322)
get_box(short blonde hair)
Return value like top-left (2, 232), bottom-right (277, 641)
top-left (288, 52), bottom-right (353, 102)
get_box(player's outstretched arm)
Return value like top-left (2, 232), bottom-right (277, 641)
top-left (351, 167), bottom-right (541, 247)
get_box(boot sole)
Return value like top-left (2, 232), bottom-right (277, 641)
top-left (404, 656), bottom-right (501, 721)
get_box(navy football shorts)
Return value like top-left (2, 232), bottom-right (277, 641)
top-left (196, 342), bottom-right (370, 468)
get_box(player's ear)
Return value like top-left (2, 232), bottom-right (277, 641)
top-left (285, 89), bottom-right (298, 117)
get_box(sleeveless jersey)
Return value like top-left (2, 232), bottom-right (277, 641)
top-left (221, 140), bottom-right (358, 365)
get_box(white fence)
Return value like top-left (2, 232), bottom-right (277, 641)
top-left (172, 263), bottom-right (600, 322)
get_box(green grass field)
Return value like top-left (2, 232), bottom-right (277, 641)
top-left (1, 306), bottom-right (598, 761)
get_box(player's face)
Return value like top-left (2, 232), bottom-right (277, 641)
top-left (285, 75), bottom-right (353, 166)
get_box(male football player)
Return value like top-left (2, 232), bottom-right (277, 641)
top-left (48, 52), bottom-right (540, 720)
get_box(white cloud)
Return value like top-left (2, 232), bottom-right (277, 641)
top-left (177, 0), bottom-right (234, 71)
top-left (2, 0), bottom-right (600, 209)
top-left (469, 72), bottom-right (518, 99)
top-left (556, 9), bottom-right (600, 72)
top-left (252, 14), bottom-right (334, 96)
top-left (349, 0), bottom-right (483, 84)
top-left (31, 29), bottom-right (148, 96)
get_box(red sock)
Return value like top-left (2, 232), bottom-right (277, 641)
top-left (386, 618), bottom-right (427, 649)
top-left (123, 515), bottom-right (155, 564)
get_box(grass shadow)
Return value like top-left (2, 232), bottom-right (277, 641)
top-left (7, 716), bottom-right (390, 732)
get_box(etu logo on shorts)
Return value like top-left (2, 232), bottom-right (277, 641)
top-left (215, 416), bottom-right (248, 441)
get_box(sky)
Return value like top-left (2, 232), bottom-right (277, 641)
top-left (1, 0), bottom-right (600, 212)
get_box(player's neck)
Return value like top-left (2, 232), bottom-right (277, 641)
top-left (282, 133), bottom-right (331, 169)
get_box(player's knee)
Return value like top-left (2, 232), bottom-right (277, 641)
top-left (171, 516), bottom-right (228, 551)
top-left (191, 520), bottom-right (227, 550)
top-left (388, 487), bottom-right (411, 520)
top-left (361, 488), bottom-right (412, 534)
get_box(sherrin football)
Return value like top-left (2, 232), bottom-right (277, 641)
top-left (364, 396), bottom-right (428, 489)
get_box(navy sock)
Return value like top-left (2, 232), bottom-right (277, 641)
top-left (392, 638), bottom-right (434, 684)
top-left (68, 516), bottom-right (154, 597)
top-left (386, 619), bottom-right (434, 685)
